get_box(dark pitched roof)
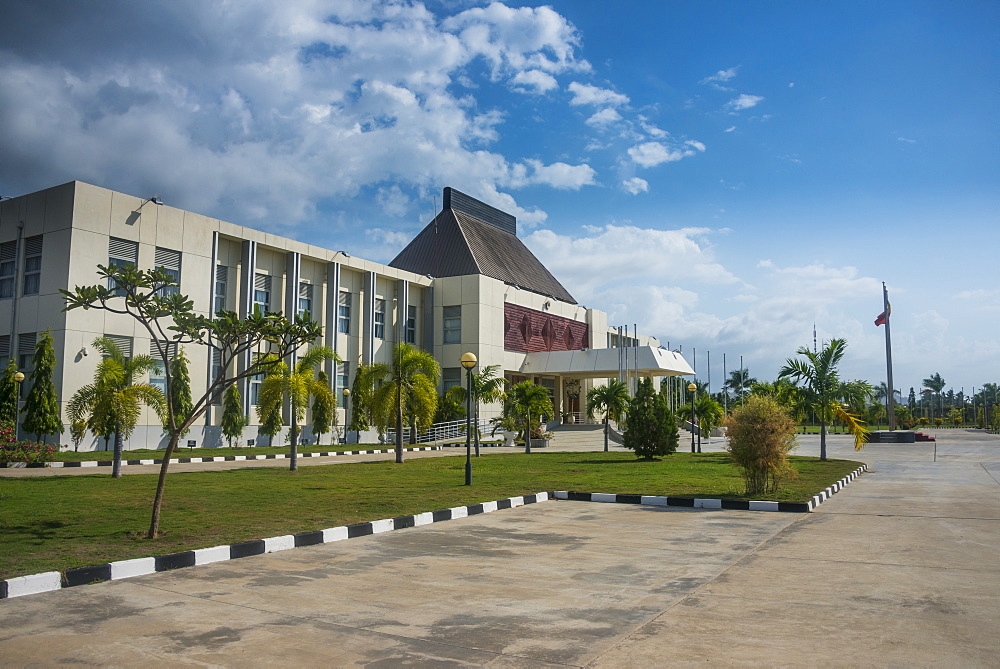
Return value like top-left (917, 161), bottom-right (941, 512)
top-left (389, 191), bottom-right (576, 304)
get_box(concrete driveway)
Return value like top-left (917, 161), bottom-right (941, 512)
top-left (0, 430), bottom-right (997, 666)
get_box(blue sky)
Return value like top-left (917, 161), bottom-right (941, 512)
top-left (1, 0), bottom-right (997, 396)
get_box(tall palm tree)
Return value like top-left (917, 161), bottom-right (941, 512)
top-left (586, 379), bottom-right (629, 452)
top-left (778, 338), bottom-right (870, 460)
top-left (507, 381), bottom-right (553, 454)
top-left (258, 346), bottom-right (338, 471)
top-left (67, 337), bottom-right (165, 478)
top-left (451, 364), bottom-right (506, 456)
top-left (362, 343), bottom-right (440, 463)
top-left (922, 373), bottom-right (946, 419)
top-left (723, 368), bottom-right (756, 402)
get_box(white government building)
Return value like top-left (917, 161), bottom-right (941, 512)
top-left (0, 181), bottom-right (693, 450)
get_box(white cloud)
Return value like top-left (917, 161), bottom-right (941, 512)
top-left (700, 67), bottom-right (739, 88)
top-left (508, 159), bottom-right (596, 190)
top-left (510, 69), bottom-right (558, 93)
top-left (726, 94), bottom-right (764, 111)
top-left (376, 184), bottom-right (411, 217)
top-left (568, 81), bottom-right (629, 107)
top-left (621, 177), bottom-right (648, 195)
top-left (897, 137), bottom-right (917, 144)
top-left (586, 108), bottom-right (622, 126)
top-left (627, 141), bottom-right (703, 168)
top-left (724, 126), bottom-right (736, 133)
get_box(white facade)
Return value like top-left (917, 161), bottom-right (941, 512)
top-left (0, 181), bottom-right (691, 451)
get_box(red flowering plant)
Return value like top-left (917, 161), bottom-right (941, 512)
top-left (0, 420), bottom-right (56, 465)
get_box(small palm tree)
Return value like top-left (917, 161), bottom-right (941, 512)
top-left (361, 343), bottom-right (440, 463)
top-left (506, 381), bottom-right (553, 454)
top-left (723, 368), bottom-right (756, 403)
top-left (586, 379), bottom-right (629, 452)
top-left (67, 337), bottom-right (165, 478)
top-left (450, 364), bottom-right (506, 456)
top-left (779, 338), bottom-right (869, 460)
top-left (258, 346), bottom-right (338, 471)
top-left (922, 373), bottom-right (946, 419)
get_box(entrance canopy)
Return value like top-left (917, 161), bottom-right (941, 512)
top-left (519, 347), bottom-right (694, 378)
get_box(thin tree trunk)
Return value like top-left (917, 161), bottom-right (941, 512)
top-left (474, 404), bottom-right (481, 457)
top-left (820, 421), bottom-right (827, 461)
top-left (604, 416), bottom-right (609, 452)
top-left (147, 432), bottom-right (180, 538)
top-left (112, 430), bottom-right (123, 478)
top-left (525, 411), bottom-right (532, 454)
top-left (395, 383), bottom-right (404, 463)
top-left (289, 413), bottom-right (298, 471)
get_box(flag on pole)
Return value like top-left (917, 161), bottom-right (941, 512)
top-left (875, 303), bottom-right (891, 326)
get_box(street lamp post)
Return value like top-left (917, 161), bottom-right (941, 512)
top-left (461, 352), bottom-right (477, 486)
top-left (342, 388), bottom-right (351, 444)
top-left (687, 382), bottom-right (697, 454)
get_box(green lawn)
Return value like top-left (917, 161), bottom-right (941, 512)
top-left (0, 451), bottom-right (862, 580)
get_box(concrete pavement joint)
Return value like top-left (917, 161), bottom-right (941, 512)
top-left (0, 491), bottom-right (553, 601)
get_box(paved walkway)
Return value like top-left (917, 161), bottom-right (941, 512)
top-left (0, 430), bottom-right (997, 665)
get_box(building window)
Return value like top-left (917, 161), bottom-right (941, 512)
top-left (443, 305), bottom-right (461, 344)
top-left (148, 340), bottom-right (177, 397)
top-left (373, 298), bottom-right (385, 339)
top-left (0, 335), bottom-right (9, 363)
top-left (214, 265), bottom-right (228, 315)
top-left (336, 362), bottom-right (349, 395)
top-left (154, 247), bottom-right (181, 296)
top-left (253, 273), bottom-right (271, 313)
top-left (338, 291), bottom-right (352, 334)
top-left (0, 240), bottom-right (16, 299)
top-left (17, 333), bottom-right (36, 398)
top-left (442, 367), bottom-right (462, 393)
top-left (22, 235), bottom-right (42, 296)
top-left (104, 334), bottom-right (133, 359)
top-left (210, 347), bottom-right (224, 404)
top-left (250, 372), bottom-right (264, 406)
top-left (299, 282), bottom-right (313, 318)
top-left (406, 305), bottom-right (417, 344)
top-left (108, 237), bottom-right (139, 296)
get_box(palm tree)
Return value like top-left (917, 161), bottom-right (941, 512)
top-left (506, 381), bottom-right (553, 454)
top-left (451, 364), bottom-right (506, 456)
top-left (66, 337), bottom-right (165, 478)
top-left (922, 373), bottom-right (946, 419)
top-left (723, 368), bottom-right (756, 403)
top-left (778, 338), bottom-right (870, 460)
top-left (258, 346), bottom-right (338, 471)
top-left (586, 379), bottom-right (629, 452)
top-left (362, 343), bottom-right (440, 463)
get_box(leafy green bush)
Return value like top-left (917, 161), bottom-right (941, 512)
top-left (724, 395), bottom-right (797, 496)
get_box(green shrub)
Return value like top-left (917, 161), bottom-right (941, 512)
top-left (724, 395), bottom-right (797, 496)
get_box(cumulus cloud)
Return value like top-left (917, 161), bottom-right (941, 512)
top-left (627, 140), bottom-right (705, 168)
top-left (510, 69), bottom-right (558, 93)
top-left (700, 66), bottom-right (739, 88)
top-left (621, 177), bottom-right (648, 195)
top-left (567, 81), bottom-right (629, 107)
top-left (586, 108), bottom-right (623, 126)
top-left (508, 159), bottom-right (597, 190)
top-left (725, 94), bottom-right (764, 111)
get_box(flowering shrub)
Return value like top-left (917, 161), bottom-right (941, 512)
top-left (529, 426), bottom-right (553, 440)
top-left (934, 418), bottom-right (943, 426)
top-left (0, 421), bottom-right (55, 465)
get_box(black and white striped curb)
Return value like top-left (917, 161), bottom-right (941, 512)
top-left (0, 492), bottom-right (552, 600)
top-left (555, 464), bottom-right (868, 514)
top-left (3, 446), bottom-right (442, 469)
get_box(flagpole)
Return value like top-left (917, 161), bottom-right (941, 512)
top-left (883, 282), bottom-right (896, 431)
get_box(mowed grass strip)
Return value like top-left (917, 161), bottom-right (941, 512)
top-left (0, 451), bottom-right (861, 579)
top-left (45, 442), bottom-right (412, 461)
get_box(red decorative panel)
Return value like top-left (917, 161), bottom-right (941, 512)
top-left (504, 303), bottom-right (589, 353)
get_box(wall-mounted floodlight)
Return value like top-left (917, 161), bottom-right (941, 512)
top-left (137, 196), bottom-right (164, 211)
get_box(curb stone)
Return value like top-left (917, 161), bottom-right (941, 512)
top-left (2, 445), bottom-right (442, 469)
top-left (553, 464), bottom-right (867, 513)
top-left (0, 492), bottom-right (552, 600)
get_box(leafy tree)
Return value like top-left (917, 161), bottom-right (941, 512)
top-left (434, 385), bottom-right (466, 423)
top-left (22, 331), bottom-right (63, 443)
top-left (0, 359), bottom-right (18, 424)
top-left (168, 349), bottom-right (193, 438)
top-left (622, 377), bottom-right (677, 459)
top-left (67, 337), bottom-right (165, 478)
top-left (907, 387), bottom-right (917, 411)
top-left (258, 346), bottom-right (337, 470)
top-left (348, 363), bottom-right (374, 434)
top-left (62, 262), bottom-right (323, 537)
top-left (725, 395), bottom-right (797, 496)
top-left (586, 379), bottom-right (629, 452)
top-left (449, 364), bottom-right (506, 456)
top-left (220, 383), bottom-right (248, 448)
top-left (506, 380), bottom-right (553, 454)
top-left (778, 338), bottom-right (870, 460)
top-left (311, 370), bottom-right (336, 446)
top-left (358, 343), bottom-right (439, 463)
top-left (748, 379), bottom-right (807, 422)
